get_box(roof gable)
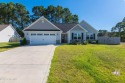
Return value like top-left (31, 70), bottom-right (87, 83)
top-left (69, 24), bottom-right (88, 32)
top-left (24, 16), bottom-right (61, 31)
top-left (23, 16), bottom-right (97, 33)
top-left (9, 24), bottom-right (20, 37)
top-left (0, 24), bottom-right (9, 31)
top-left (80, 20), bottom-right (98, 33)
top-left (0, 24), bottom-right (20, 37)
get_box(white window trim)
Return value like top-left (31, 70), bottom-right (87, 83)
top-left (73, 33), bottom-right (82, 40)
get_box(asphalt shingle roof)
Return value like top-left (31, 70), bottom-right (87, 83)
top-left (24, 22), bottom-right (77, 33)
top-left (53, 23), bottom-right (77, 33)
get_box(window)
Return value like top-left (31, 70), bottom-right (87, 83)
top-left (44, 34), bottom-right (49, 36)
top-left (87, 35), bottom-right (89, 39)
top-left (37, 34), bottom-right (43, 36)
top-left (78, 33), bottom-right (82, 39)
top-left (74, 33), bottom-right (77, 39)
top-left (90, 35), bottom-right (93, 39)
top-left (50, 34), bottom-right (55, 36)
top-left (86, 34), bottom-right (94, 40)
top-left (31, 33), bottom-right (36, 36)
top-left (73, 33), bottom-right (82, 40)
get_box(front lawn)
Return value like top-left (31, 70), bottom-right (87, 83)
top-left (0, 42), bottom-right (20, 52)
top-left (47, 44), bottom-right (125, 83)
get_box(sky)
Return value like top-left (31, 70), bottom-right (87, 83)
top-left (0, 0), bottom-right (125, 31)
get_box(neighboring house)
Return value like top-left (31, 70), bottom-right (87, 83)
top-left (23, 16), bottom-right (98, 45)
top-left (0, 24), bottom-right (20, 42)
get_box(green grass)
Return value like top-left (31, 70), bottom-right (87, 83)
top-left (47, 44), bottom-right (125, 83)
top-left (0, 42), bottom-right (20, 52)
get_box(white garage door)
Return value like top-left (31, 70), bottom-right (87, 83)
top-left (30, 33), bottom-right (56, 45)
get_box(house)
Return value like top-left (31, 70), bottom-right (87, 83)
top-left (23, 16), bottom-right (98, 45)
top-left (0, 24), bottom-right (20, 42)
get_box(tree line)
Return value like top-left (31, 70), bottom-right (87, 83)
top-left (0, 2), bottom-right (30, 29)
top-left (98, 18), bottom-right (125, 42)
top-left (31, 5), bottom-right (78, 24)
top-left (111, 18), bottom-right (125, 41)
top-left (0, 2), bottom-right (79, 31)
top-left (111, 18), bottom-right (125, 37)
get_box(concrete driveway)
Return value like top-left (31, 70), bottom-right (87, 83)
top-left (0, 45), bottom-right (57, 83)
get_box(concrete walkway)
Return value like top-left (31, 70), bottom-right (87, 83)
top-left (0, 45), bottom-right (57, 83)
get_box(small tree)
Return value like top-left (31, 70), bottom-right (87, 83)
top-left (21, 38), bottom-right (27, 45)
top-left (111, 18), bottom-right (125, 37)
top-left (98, 30), bottom-right (108, 37)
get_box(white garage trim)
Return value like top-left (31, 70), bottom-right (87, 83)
top-left (26, 31), bottom-right (61, 45)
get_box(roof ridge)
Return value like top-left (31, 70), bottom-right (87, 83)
top-left (53, 23), bottom-right (78, 24)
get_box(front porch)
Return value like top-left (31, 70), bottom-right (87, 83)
top-left (61, 34), bottom-right (68, 43)
top-left (61, 32), bottom-right (86, 44)
top-left (61, 24), bottom-right (89, 44)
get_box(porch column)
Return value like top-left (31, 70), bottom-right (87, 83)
top-left (60, 32), bottom-right (62, 43)
top-left (29, 36), bottom-right (31, 45)
top-left (68, 31), bottom-right (71, 43)
top-left (84, 32), bottom-right (86, 40)
top-left (95, 33), bottom-right (98, 40)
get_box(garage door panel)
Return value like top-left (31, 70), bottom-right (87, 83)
top-left (32, 37), bottom-right (42, 44)
top-left (30, 34), bottom-right (56, 45)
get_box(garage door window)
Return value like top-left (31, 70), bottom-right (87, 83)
top-left (37, 34), bottom-right (43, 36)
top-left (31, 34), bottom-right (36, 36)
top-left (44, 34), bottom-right (49, 36)
top-left (50, 34), bottom-right (55, 36)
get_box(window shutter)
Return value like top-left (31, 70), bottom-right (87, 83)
top-left (72, 33), bottom-right (74, 40)
top-left (93, 33), bottom-right (95, 40)
top-left (82, 33), bottom-right (84, 40)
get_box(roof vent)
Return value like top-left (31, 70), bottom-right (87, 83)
top-left (41, 19), bottom-right (44, 23)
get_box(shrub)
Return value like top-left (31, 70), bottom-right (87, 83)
top-left (71, 41), bottom-right (77, 45)
top-left (88, 40), bottom-right (92, 43)
top-left (77, 41), bottom-right (82, 45)
top-left (71, 40), bottom-right (81, 45)
top-left (87, 40), bottom-right (98, 44)
top-left (70, 40), bottom-right (88, 45)
top-left (20, 38), bottom-right (27, 45)
top-left (96, 40), bottom-right (98, 44)
top-left (82, 41), bottom-right (88, 45)
top-left (91, 40), bottom-right (97, 44)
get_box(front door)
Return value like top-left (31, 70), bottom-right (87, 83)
top-left (61, 34), bottom-right (68, 43)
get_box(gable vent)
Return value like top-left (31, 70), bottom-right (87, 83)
top-left (41, 19), bottom-right (44, 23)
